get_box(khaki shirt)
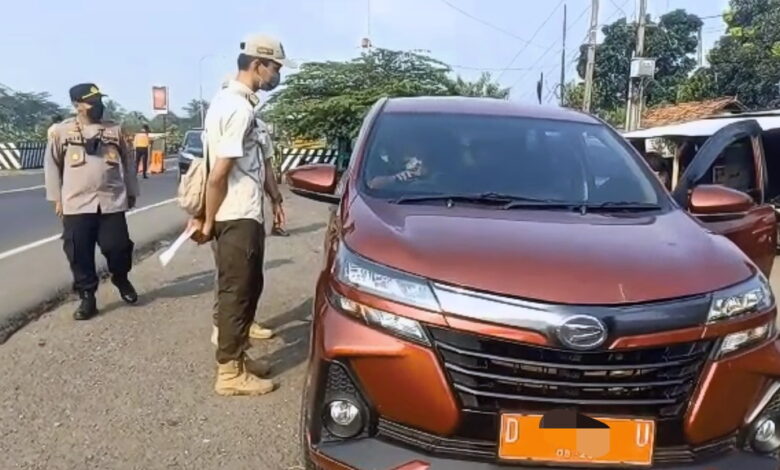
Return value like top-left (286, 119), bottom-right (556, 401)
top-left (205, 80), bottom-right (266, 223)
top-left (44, 117), bottom-right (138, 215)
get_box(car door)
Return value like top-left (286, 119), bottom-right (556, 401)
top-left (672, 120), bottom-right (776, 276)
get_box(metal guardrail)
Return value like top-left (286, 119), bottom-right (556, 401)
top-left (0, 141), bottom-right (46, 170)
top-left (279, 147), bottom-right (338, 173)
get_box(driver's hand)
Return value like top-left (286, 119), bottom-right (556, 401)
top-left (395, 170), bottom-right (415, 182)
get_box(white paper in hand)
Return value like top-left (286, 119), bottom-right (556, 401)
top-left (159, 226), bottom-right (197, 267)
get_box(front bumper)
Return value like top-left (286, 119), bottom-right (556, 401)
top-left (308, 288), bottom-right (780, 470)
top-left (314, 438), bottom-right (779, 470)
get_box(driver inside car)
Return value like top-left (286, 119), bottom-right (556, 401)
top-left (367, 141), bottom-right (431, 189)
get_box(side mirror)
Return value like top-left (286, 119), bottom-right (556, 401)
top-left (689, 184), bottom-right (754, 215)
top-left (286, 164), bottom-right (340, 204)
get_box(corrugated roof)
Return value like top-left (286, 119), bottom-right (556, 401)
top-left (641, 97), bottom-right (746, 128)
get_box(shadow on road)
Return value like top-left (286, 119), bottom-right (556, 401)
top-left (96, 258), bottom-right (293, 317)
top-left (263, 298), bottom-right (313, 377)
top-left (284, 222), bottom-right (326, 236)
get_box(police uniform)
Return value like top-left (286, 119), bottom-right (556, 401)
top-left (44, 83), bottom-right (139, 320)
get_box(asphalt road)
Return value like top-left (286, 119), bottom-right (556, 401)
top-left (0, 163), bottom-right (179, 254)
top-left (0, 162), bottom-right (187, 343)
top-left (0, 191), bottom-right (327, 470)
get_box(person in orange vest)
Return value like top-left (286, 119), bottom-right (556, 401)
top-left (134, 125), bottom-right (153, 179)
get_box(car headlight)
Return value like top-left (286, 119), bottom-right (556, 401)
top-left (716, 322), bottom-right (775, 358)
top-left (180, 152), bottom-right (194, 161)
top-left (333, 244), bottom-right (440, 312)
top-left (708, 274), bottom-right (775, 323)
top-left (332, 293), bottom-right (430, 345)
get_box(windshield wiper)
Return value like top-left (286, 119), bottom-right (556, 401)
top-left (391, 192), bottom-right (577, 209)
top-left (584, 201), bottom-right (661, 212)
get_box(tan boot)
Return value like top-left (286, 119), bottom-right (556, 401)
top-left (249, 323), bottom-right (274, 340)
top-left (211, 324), bottom-right (274, 347)
top-left (215, 359), bottom-right (276, 396)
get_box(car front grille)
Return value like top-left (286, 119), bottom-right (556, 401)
top-left (429, 327), bottom-right (714, 420)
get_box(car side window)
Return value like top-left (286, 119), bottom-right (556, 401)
top-left (708, 137), bottom-right (758, 200)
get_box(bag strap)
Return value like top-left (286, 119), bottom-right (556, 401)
top-left (202, 130), bottom-right (210, 179)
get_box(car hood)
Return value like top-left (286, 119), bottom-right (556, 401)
top-left (342, 196), bottom-right (755, 305)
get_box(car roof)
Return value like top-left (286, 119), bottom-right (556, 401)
top-left (382, 96), bottom-right (600, 124)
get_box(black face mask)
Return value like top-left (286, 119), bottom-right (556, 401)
top-left (260, 71), bottom-right (280, 91)
top-left (87, 101), bottom-right (105, 121)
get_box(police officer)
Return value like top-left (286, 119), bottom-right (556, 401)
top-left (44, 83), bottom-right (140, 320)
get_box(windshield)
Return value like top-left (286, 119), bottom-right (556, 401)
top-left (183, 131), bottom-right (203, 152)
top-left (360, 113), bottom-right (663, 207)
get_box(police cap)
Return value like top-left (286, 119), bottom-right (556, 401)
top-left (69, 83), bottom-right (106, 104)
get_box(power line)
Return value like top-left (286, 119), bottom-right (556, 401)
top-left (517, 0), bottom-right (630, 103)
top-left (451, 63), bottom-right (559, 72)
top-left (510, 4), bottom-right (593, 94)
top-left (496, 0), bottom-right (567, 81)
top-left (439, 0), bottom-right (547, 49)
top-left (608, 0), bottom-right (628, 18)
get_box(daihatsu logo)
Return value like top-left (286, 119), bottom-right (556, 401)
top-left (557, 315), bottom-right (608, 350)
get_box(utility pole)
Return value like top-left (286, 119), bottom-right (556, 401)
top-left (625, 0), bottom-right (648, 131)
top-left (361, 0), bottom-right (373, 49)
top-left (697, 25), bottom-right (704, 68)
top-left (583, 0), bottom-right (599, 113)
top-left (560, 4), bottom-right (567, 106)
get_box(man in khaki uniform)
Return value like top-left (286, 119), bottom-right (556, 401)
top-left (189, 34), bottom-right (293, 397)
top-left (44, 83), bottom-right (140, 320)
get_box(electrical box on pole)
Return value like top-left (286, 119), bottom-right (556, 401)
top-left (630, 58), bottom-right (656, 79)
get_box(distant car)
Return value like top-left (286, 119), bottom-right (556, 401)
top-left (176, 129), bottom-right (204, 181)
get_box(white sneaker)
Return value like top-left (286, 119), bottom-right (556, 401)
top-left (211, 324), bottom-right (274, 346)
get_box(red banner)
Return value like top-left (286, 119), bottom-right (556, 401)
top-left (152, 86), bottom-right (168, 114)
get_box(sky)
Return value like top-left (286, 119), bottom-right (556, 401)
top-left (0, 0), bottom-right (731, 116)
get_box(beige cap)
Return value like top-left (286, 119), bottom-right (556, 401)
top-left (240, 34), bottom-right (297, 69)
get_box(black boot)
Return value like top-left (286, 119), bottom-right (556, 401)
top-left (113, 277), bottom-right (138, 304)
top-left (74, 291), bottom-right (98, 321)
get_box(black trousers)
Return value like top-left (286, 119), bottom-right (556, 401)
top-left (135, 148), bottom-right (149, 176)
top-left (62, 211), bottom-right (134, 294)
top-left (214, 219), bottom-right (265, 363)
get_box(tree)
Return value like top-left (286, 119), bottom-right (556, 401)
top-left (691, 0), bottom-right (780, 109)
top-left (677, 68), bottom-right (720, 102)
top-left (121, 111), bottom-right (149, 135)
top-left (447, 72), bottom-right (510, 99)
top-left (574, 10), bottom-right (702, 114)
top-left (150, 112), bottom-right (193, 152)
top-left (181, 99), bottom-right (208, 130)
top-left (104, 99), bottom-right (126, 122)
top-left (0, 88), bottom-right (68, 141)
top-left (264, 48), bottom-right (509, 144)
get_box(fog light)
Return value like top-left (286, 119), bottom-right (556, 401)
top-left (330, 400), bottom-right (359, 426)
top-left (324, 399), bottom-right (364, 439)
top-left (751, 417), bottom-right (780, 454)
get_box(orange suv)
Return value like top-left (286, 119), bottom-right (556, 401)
top-left (288, 97), bottom-right (780, 469)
